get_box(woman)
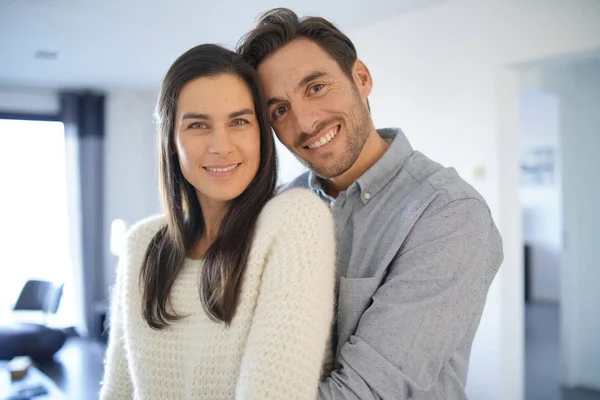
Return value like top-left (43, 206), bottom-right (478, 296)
top-left (100, 44), bottom-right (335, 400)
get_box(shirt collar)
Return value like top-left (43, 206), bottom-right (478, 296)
top-left (308, 128), bottom-right (413, 203)
top-left (308, 170), bottom-right (336, 203)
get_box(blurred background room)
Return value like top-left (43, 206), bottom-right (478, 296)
top-left (0, 0), bottom-right (599, 399)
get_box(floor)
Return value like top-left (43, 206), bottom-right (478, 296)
top-left (526, 303), bottom-right (600, 400)
top-left (36, 336), bottom-right (105, 400)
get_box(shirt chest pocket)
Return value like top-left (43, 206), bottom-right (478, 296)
top-left (335, 275), bottom-right (383, 358)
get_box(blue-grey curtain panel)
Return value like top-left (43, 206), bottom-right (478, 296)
top-left (60, 91), bottom-right (105, 339)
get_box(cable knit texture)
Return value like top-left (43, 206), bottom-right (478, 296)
top-left (100, 189), bottom-right (336, 400)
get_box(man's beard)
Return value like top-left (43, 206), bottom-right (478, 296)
top-left (304, 91), bottom-right (372, 179)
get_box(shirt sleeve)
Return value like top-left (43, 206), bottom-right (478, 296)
top-left (318, 198), bottom-right (503, 399)
top-left (235, 190), bottom-right (336, 400)
top-left (99, 252), bottom-right (134, 400)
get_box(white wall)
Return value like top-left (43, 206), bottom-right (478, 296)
top-left (519, 90), bottom-right (562, 303)
top-left (276, 139), bottom-right (307, 185)
top-left (0, 86), bottom-right (59, 114)
top-left (347, 1), bottom-right (600, 399)
top-left (103, 91), bottom-right (161, 295)
top-left (537, 58), bottom-right (600, 390)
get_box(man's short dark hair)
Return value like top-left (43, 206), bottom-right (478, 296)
top-left (237, 8), bottom-right (358, 78)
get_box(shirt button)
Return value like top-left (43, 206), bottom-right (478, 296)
top-left (363, 192), bottom-right (371, 200)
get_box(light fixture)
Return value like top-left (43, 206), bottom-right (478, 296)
top-left (34, 50), bottom-right (59, 60)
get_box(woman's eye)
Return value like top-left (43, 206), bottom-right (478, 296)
top-left (231, 119), bottom-right (248, 126)
top-left (309, 84), bottom-right (324, 94)
top-left (188, 122), bottom-right (207, 129)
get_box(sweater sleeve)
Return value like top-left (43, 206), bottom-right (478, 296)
top-left (235, 189), bottom-right (336, 400)
top-left (99, 250), bottom-right (134, 399)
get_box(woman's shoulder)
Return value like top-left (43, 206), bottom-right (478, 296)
top-left (263, 188), bottom-right (330, 214)
top-left (256, 188), bottom-right (333, 238)
top-left (122, 214), bottom-right (167, 257)
top-left (112, 215), bottom-right (166, 288)
top-left (261, 188), bottom-right (331, 223)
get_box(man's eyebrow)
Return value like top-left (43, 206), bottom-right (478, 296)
top-left (266, 71), bottom-right (328, 107)
top-left (296, 71), bottom-right (327, 92)
top-left (267, 97), bottom-right (285, 107)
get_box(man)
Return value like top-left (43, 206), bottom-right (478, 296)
top-left (238, 8), bottom-right (503, 399)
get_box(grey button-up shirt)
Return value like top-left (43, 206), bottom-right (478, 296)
top-left (283, 128), bottom-right (503, 399)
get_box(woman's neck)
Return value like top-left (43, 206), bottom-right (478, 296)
top-left (188, 195), bottom-right (228, 259)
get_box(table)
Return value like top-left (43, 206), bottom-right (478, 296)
top-left (0, 362), bottom-right (65, 400)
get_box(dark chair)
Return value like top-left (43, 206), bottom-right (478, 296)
top-left (0, 280), bottom-right (67, 361)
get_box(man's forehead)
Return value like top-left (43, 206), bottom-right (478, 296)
top-left (258, 42), bottom-right (337, 92)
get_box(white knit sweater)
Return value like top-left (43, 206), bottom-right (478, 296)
top-left (100, 189), bottom-right (336, 400)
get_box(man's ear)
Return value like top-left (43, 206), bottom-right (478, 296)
top-left (352, 59), bottom-right (373, 98)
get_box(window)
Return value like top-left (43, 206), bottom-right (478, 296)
top-left (0, 118), bottom-right (74, 326)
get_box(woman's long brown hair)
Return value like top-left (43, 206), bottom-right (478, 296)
top-left (140, 44), bottom-right (277, 328)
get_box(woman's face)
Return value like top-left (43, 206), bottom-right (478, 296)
top-left (174, 74), bottom-right (261, 206)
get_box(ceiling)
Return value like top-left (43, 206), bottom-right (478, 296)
top-left (0, 0), bottom-right (446, 91)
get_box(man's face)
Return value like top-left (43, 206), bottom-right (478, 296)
top-left (257, 38), bottom-right (373, 179)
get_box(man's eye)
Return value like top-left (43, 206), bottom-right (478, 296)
top-left (309, 84), bottom-right (324, 94)
top-left (273, 106), bottom-right (288, 120)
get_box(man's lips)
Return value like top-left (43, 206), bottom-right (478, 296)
top-left (303, 125), bottom-right (340, 150)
